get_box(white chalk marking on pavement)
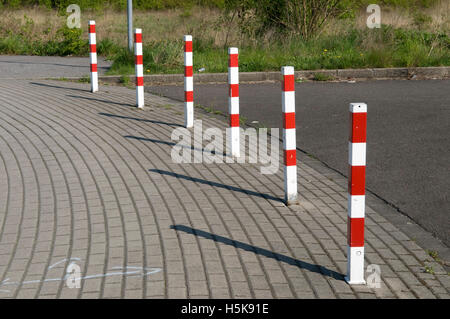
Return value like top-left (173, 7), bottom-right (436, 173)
top-left (0, 279), bottom-right (10, 292)
top-left (0, 266), bottom-right (162, 293)
top-left (48, 257), bottom-right (82, 270)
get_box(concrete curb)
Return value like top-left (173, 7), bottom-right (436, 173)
top-left (90, 66), bottom-right (450, 85)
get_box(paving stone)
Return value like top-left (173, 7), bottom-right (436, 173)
top-left (253, 289), bottom-right (274, 299)
top-left (124, 289), bottom-right (144, 299)
top-left (188, 280), bottom-right (209, 297)
top-left (409, 285), bottom-right (436, 299)
top-left (357, 293), bottom-right (377, 299)
top-left (231, 281), bottom-right (252, 298)
top-left (15, 288), bottom-right (38, 299)
top-left (211, 287), bottom-right (231, 299)
top-left (0, 79), bottom-right (447, 300)
top-left (271, 283), bottom-right (295, 298)
top-left (82, 279), bottom-right (102, 293)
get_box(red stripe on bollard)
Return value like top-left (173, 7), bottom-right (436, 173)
top-left (348, 165), bottom-right (366, 195)
top-left (283, 75), bottom-right (295, 91)
top-left (185, 91), bottom-right (194, 102)
top-left (284, 149), bottom-right (297, 166)
top-left (229, 84), bottom-right (239, 97)
top-left (229, 55), bottom-right (238, 67)
top-left (185, 41), bottom-right (193, 52)
top-left (283, 112), bottom-right (296, 129)
top-left (135, 55), bottom-right (143, 65)
top-left (230, 114), bottom-right (239, 127)
top-left (185, 66), bottom-right (193, 77)
top-left (347, 217), bottom-right (365, 246)
top-left (135, 33), bottom-right (142, 43)
top-left (136, 76), bottom-right (144, 86)
top-left (350, 113), bottom-right (367, 143)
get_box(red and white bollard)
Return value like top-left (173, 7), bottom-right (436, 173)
top-left (134, 29), bottom-right (144, 108)
top-left (346, 102), bottom-right (367, 285)
top-left (281, 66), bottom-right (298, 205)
top-left (228, 47), bottom-right (239, 157)
top-left (88, 20), bottom-right (98, 93)
top-left (184, 35), bottom-right (194, 128)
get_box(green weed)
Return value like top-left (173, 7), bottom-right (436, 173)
top-left (424, 265), bottom-right (435, 275)
top-left (77, 75), bottom-right (90, 83)
top-left (313, 73), bottom-right (335, 81)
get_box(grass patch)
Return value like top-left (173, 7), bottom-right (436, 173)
top-left (77, 75), bottom-right (90, 83)
top-left (239, 115), bottom-right (248, 126)
top-left (106, 26), bottom-right (449, 76)
top-left (119, 75), bottom-right (130, 85)
top-left (307, 153), bottom-right (319, 160)
top-left (194, 104), bottom-right (226, 117)
top-left (424, 265), bottom-right (435, 275)
top-left (427, 250), bottom-right (443, 263)
top-left (0, 6), bottom-right (448, 75)
top-left (313, 73), bottom-right (335, 81)
top-left (195, 104), bottom-right (214, 113)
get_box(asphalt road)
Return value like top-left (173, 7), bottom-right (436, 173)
top-left (146, 80), bottom-right (450, 247)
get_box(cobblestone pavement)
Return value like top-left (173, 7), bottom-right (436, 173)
top-left (0, 55), bottom-right (112, 79)
top-left (0, 79), bottom-right (448, 299)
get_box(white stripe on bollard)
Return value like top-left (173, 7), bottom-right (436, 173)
top-left (281, 66), bottom-right (298, 205)
top-left (88, 20), bottom-right (98, 93)
top-left (134, 28), bottom-right (144, 108)
top-left (345, 102), bottom-right (367, 285)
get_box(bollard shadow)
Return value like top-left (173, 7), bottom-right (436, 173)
top-left (30, 81), bottom-right (89, 93)
top-left (100, 112), bottom-right (183, 128)
top-left (66, 95), bottom-right (134, 107)
top-left (149, 169), bottom-right (283, 203)
top-left (0, 60), bottom-right (110, 70)
top-left (126, 135), bottom-right (223, 156)
top-left (171, 224), bottom-right (345, 281)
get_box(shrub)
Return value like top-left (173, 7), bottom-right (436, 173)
top-left (413, 12), bottom-right (433, 29)
top-left (224, 0), bottom-right (356, 39)
top-left (97, 38), bottom-right (122, 56)
top-left (56, 25), bottom-right (87, 56)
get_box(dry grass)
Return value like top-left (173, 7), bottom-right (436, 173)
top-left (1, 2), bottom-right (447, 48)
top-left (0, 6), bottom-right (236, 46)
top-left (1, 3), bottom-right (448, 72)
top-left (0, 7), bottom-right (64, 40)
top-left (97, 7), bottom-right (230, 45)
top-left (321, 1), bottom-right (449, 35)
top-left (353, 0), bottom-right (449, 30)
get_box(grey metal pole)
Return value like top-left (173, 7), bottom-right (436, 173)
top-left (127, 0), bottom-right (133, 52)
